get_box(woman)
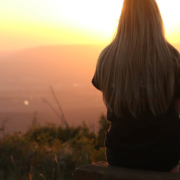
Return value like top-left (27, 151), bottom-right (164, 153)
top-left (92, 0), bottom-right (180, 172)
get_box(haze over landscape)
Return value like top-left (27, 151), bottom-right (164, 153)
top-left (0, 0), bottom-right (180, 135)
top-left (0, 44), bottom-right (180, 135)
top-left (0, 45), bottom-right (107, 134)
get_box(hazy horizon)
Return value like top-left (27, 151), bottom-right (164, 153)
top-left (0, 0), bottom-right (180, 136)
top-left (1, 43), bottom-right (180, 135)
top-left (0, 45), bottom-right (106, 135)
top-left (1, 42), bottom-right (180, 53)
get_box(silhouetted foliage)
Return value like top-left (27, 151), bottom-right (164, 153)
top-left (0, 114), bottom-right (109, 180)
top-left (96, 115), bottom-right (111, 149)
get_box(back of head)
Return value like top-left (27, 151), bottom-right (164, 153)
top-left (94, 0), bottom-right (180, 117)
top-left (118, 0), bottom-right (164, 43)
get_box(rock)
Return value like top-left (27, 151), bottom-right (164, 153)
top-left (73, 162), bottom-right (180, 180)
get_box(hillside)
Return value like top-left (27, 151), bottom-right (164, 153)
top-left (0, 45), bottom-right (106, 134)
top-left (0, 43), bottom-right (179, 134)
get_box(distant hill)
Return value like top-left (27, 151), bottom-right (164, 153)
top-left (0, 45), bottom-right (105, 88)
top-left (0, 45), bottom-right (106, 134)
top-left (0, 43), bottom-right (179, 134)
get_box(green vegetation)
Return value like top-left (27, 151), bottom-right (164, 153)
top-left (0, 115), bottom-right (110, 180)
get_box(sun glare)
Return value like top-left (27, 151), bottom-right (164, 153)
top-left (0, 0), bottom-right (180, 51)
top-left (24, 100), bottom-right (29, 106)
top-left (156, 0), bottom-right (180, 33)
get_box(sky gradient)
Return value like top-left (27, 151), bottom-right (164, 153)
top-left (0, 0), bottom-right (180, 51)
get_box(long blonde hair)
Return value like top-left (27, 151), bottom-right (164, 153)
top-left (94, 0), bottom-right (180, 117)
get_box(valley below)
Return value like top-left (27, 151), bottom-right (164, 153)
top-left (0, 45), bottom-right (106, 135)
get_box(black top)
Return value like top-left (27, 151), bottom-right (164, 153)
top-left (92, 76), bottom-right (180, 171)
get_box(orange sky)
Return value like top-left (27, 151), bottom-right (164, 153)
top-left (0, 0), bottom-right (180, 51)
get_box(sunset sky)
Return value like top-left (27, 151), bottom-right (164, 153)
top-left (0, 0), bottom-right (180, 51)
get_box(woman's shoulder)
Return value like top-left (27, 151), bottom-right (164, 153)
top-left (92, 76), bottom-right (101, 91)
top-left (167, 43), bottom-right (180, 58)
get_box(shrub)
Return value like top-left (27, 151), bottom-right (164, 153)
top-left (0, 115), bottom-right (109, 180)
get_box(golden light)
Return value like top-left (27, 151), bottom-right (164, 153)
top-left (156, 0), bottom-right (180, 44)
top-left (0, 0), bottom-right (180, 51)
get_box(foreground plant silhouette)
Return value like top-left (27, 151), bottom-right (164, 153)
top-left (0, 115), bottom-right (110, 180)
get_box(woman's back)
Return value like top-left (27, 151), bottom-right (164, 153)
top-left (105, 102), bottom-right (180, 171)
top-left (93, 75), bottom-right (180, 171)
top-left (92, 0), bottom-right (180, 172)
top-left (93, 0), bottom-right (180, 118)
